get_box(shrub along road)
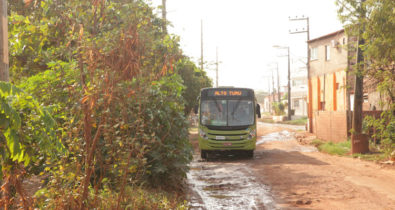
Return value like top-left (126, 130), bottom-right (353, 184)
top-left (188, 123), bottom-right (395, 209)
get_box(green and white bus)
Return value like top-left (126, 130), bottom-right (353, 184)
top-left (195, 87), bottom-right (261, 159)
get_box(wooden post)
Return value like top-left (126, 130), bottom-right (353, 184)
top-left (0, 0), bottom-right (8, 81)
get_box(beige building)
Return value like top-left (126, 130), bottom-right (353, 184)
top-left (307, 29), bottom-right (385, 142)
top-left (307, 29), bottom-right (352, 142)
top-left (309, 29), bottom-right (349, 112)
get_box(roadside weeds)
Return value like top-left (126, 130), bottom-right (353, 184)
top-left (295, 132), bottom-right (395, 167)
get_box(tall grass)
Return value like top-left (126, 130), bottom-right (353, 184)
top-left (311, 139), bottom-right (351, 156)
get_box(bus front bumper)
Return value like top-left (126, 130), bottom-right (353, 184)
top-left (198, 138), bottom-right (256, 151)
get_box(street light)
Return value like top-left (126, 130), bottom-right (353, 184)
top-left (273, 45), bottom-right (291, 120)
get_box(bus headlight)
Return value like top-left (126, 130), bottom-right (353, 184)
top-left (247, 129), bottom-right (256, 140)
top-left (199, 129), bottom-right (208, 140)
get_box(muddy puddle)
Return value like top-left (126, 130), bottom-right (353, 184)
top-left (256, 130), bottom-right (294, 145)
top-left (256, 130), bottom-right (317, 153)
top-left (257, 122), bottom-right (305, 131)
top-left (187, 156), bottom-right (276, 209)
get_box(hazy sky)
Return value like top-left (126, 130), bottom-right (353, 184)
top-left (149, 0), bottom-right (343, 91)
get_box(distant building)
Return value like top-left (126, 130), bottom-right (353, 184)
top-left (262, 92), bottom-right (284, 114)
top-left (291, 72), bottom-right (308, 117)
top-left (307, 29), bottom-right (351, 142)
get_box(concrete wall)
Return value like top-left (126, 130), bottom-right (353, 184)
top-left (313, 111), bottom-right (348, 142)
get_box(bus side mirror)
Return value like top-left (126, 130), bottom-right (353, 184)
top-left (194, 105), bottom-right (198, 114)
top-left (256, 104), bottom-right (261, 118)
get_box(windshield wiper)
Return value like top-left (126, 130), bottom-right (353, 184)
top-left (230, 99), bottom-right (242, 116)
top-left (213, 99), bottom-right (222, 112)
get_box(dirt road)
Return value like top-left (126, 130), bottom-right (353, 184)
top-left (187, 123), bottom-right (395, 209)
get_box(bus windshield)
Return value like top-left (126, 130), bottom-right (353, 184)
top-left (200, 99), bottom-right (254, 127)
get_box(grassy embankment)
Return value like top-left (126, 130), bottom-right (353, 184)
top-left (311, 139), bottom-right (388, 161)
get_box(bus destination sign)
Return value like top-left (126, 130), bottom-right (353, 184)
top-left (207, 89), bottom-right (249, 97)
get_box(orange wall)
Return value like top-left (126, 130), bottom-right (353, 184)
top-left (310, 71), bottom-right (347, 112)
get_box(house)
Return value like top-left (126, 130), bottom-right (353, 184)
top-left (307, 29), bottom-right (381, 142)
top-left (291, 69), bottom-right (308, 117)
top-left (307, 29), bottom-right (352, 142)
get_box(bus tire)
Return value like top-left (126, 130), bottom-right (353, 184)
top-left (245, 150), bottom-right (254, 159)
top-left (201, 150), bottom-right (207, 159)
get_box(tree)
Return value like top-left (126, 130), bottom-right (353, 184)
top-left (337, 0), bottom-right (369, 153)
top-left (176, 58), bottom-right (212, 115)
top-left (362, 0), bottom-right (395, 104)
top-left (337, 0), bottom-right (394, 154)
top-left (7, 0), bottom-right (207, 208)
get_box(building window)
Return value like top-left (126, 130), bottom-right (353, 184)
top-left (294, 99), bottom-right (299, 108)
top-left (325, 45), bottom-right (330, 61)
top-left (320, 101), bottom-right (326, 111)
top-left (310, 47), bottom-right (318, 60)
top-left (342, 37), bottom-right (346, 45)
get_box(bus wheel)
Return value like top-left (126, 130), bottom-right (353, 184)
top-left (245, 150), bottom-right (254, 159)
top-left (201, 150), bottom-right (207, 159)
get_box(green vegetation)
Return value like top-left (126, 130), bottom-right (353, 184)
top-left (272, 102), bottom-right (285, 116)
top-left (2, 0), bottom-right (211, 209)
top-left (352, 153), bottom-right (387, 162)
top-left (363, 110), bottom-right (395, 159)
top-left (36, 186), bottom-right (188, 209)
top-left (311, 139), bottom-right (389, 161)
top-left (311, 139), bottom-right (351, 156)
top-left (337, 0), bottom-right (394, 158)
top-left (0, 82), bottom-right (65, 206)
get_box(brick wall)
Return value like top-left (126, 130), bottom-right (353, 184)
top-left (313, 111), bottom-right (348, 142)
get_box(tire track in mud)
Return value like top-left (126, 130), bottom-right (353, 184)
top-left (187, 155), bottom-right (276, 210)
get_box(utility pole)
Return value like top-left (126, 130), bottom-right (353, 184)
top-left (273, 45), bottom-right (291, 120)
top-left (287, 47), bottom-right (291, 120)
top-left (271, 67), bottom-right (275, 109)
top-left (161, 0), bottom-right (167, 33)
top-left (267, 77), bottom-right (271, 113)
top-left (276, 63), bottom-right (280, 103)
top-left (200, 20), bottom-right (204, 71)
top-left (215, 47), bottom-right (219, 87)
top-left (351, 0), bottom-right (368, 154)
top-left (289, 15), bottom-right (310, 130)
top-left (0, 0), bottom-right (8, 82)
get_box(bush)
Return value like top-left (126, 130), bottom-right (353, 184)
top-left (363, 108), bottom-right (395, 158)
top-left (272, 102), bottom-right (285, 116)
